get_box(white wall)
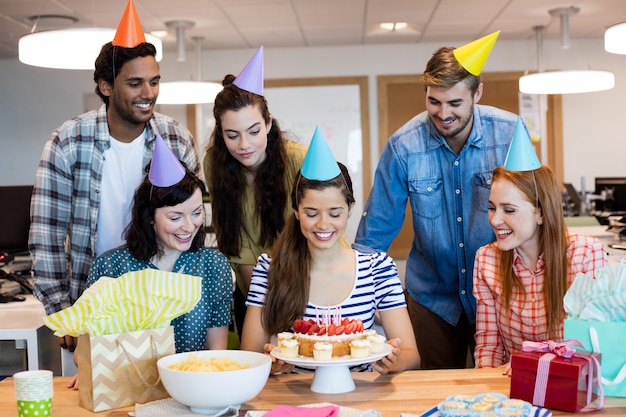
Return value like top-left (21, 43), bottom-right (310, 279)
top-left (1, 38), bottom-right (625, 191)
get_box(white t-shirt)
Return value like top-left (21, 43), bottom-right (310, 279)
top-left (96, 132), bottom-right (146, 256)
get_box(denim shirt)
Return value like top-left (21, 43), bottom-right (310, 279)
top-left (355, 104), bottom-right (519, 326)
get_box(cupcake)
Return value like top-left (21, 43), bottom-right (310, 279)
top-left (469, 402), bottom-right (493, 413)
top-left (313, 342), bottom-right (333, 360)
top-left (363, 329), bottom-right (378, 338)
top-left (349, 339), bottom-right (371, 358)
top-left (277, 332), bottom-right (295, 347)
top-left (367, 334), bottom-right (387, 354)
top-left (445, 394), bottom-right (475, 404)
top-left (497, 399), bottom-right (529, 409)
top-left (280, 338), bottom-right (299, 358)
top-left (439, 409), bottom-right (473, 417)
top-left (477, 392), bottom-right (508, 405)
top-left (497, 409), bottom-right (526, 416)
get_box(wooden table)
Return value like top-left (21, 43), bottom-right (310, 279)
top-left (1, 368), bottom-right (624, 416)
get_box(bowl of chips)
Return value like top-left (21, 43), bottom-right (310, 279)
top-left (157, 350), bottom-right (271, 414)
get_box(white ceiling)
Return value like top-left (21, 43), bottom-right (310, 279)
top-left (1, 0), bottom-right (625, 60)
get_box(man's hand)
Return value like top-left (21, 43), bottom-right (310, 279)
top-left (58, 335), bottom-right (77, 352)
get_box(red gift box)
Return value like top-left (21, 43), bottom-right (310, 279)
top-left (510, 340), bottom-right (602, 413)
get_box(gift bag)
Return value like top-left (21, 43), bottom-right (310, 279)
top-left (564, 319), bottom-right (626, 397)
top-left (76, 326), bottom-right (175, 412)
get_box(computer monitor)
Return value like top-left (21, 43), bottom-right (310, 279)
top-left (563, 183), bottom-right (582, 215)
top-left (594, 177), bottom-right (626, 212)
top-left (0, 185), bottom-right (33, 255)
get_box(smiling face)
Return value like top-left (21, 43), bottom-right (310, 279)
top-left (295, 186), bottom-right (351, 251)
top-left (99, 55), bottom-right (160, 140)
top-left (153, 188), bottom-right (205, 256)
top-left (220, 104), bottom-right (272, 172)
top-left (425, 80), bottom-right (482, 145)
top-left (488, 178), bottom-right (543, 257)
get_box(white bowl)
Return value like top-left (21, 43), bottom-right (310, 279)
top-left (157, 350), bottom-right (271, 414)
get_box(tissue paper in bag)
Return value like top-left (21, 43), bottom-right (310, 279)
top-left (564, 263), bottom-right (626, 397)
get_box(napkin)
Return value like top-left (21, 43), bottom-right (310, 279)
top-left (264, 405), bottom-right (339, 417)
top-left (134, 398), bottom-right (238, 417)
top-left (564, 263), bottom-right (626, 321)
top-left (43, 268), bottom-right (202, 336)
top-left (246, 403), bottom-right (380, 417)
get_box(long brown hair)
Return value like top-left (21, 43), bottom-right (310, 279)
top-left (493, 166), bottom-right (568, 337)
top-left (262, 163), bottom-right (355, 335)
top-left (206, 75), bottom-right (289, 257)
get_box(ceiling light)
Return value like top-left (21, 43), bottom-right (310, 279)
top-left (158, 81), bottom-right (223, 105)
top-left (19, 28), bottom-right (163, 70)
top-left (518, 9), bottom-right (615, 95)
top-left (157, 35), bottom-right (222, 105)
top-left (519, 70), bottom-right (615, 94)
top-left (165, 20), bottom-right (195, 62)
top-left (380, 22), bottom-right (408, 32)
top-left (605, 22), bottom-right (626, 54)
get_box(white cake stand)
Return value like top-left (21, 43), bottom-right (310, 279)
top-left (271, 344), bottom-right (392, 394)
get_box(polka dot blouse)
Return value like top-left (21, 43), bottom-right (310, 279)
top-left (86, 247), bottom-right (233, 352)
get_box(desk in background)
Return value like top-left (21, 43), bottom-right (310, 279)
top-left (567, 224), bottom-right (626, 265)
top-left (0, 368), bottom-right (624, 417)
top-left (0, 295), bottom-right (76, 376)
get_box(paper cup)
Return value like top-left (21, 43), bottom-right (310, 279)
top-left (13, 370), bottom-right (53, 417)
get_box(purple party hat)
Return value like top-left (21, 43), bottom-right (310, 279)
top-left (301, 126), bottom-right (341, 181)
top-left (149, 134), bottom-right (186, 187)
top-left (233, 46), bottom-right (264, 96)
top-left (503, 118), bottom-right (541, 172)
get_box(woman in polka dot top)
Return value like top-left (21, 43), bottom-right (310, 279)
top-left (85, 165), bottom-right (233, 353)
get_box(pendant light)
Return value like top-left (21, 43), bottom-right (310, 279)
top-left (157, 21), bottom-right (222, 105)
top-left (519, 7), bottom-right (614, 95)
top-left (605, 22), bottom-right (626, 54)
top-left (18, 2), bottom-right (163, 71)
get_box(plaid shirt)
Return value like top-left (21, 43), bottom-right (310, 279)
top-left (29, 104), bottom-right (199, 315)
top-left (473, 233), bottom-right (607, 367)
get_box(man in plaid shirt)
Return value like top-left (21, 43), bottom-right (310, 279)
top-left (28, 40), bottom-right (199, 352)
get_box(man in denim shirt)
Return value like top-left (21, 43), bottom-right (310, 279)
top-left (355, 33), bottom-right (523, 369)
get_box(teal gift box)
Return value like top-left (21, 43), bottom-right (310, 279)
top-left (564, 318), bottom-right (626, 397)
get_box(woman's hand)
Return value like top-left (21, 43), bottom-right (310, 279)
top-left (264, 343), bottom-right (294, 375)
top-left (500, 361), bottom-right (512, 377)
top-left (371, 338), bottom-right (401, 375)
top-left (67, 374), bottom-right (78, 390)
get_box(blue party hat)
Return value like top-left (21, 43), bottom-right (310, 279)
top-left (149, 134), bottom-right (186, 187)
top-left (233, 46), bottom-right (264, 96)
top-left (301, 126), bottom-right (341, 181)
top-left (504, 118), bottom-right (541, 171)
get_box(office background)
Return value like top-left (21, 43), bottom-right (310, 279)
top-left (0, 37), bottom-right (624, 192)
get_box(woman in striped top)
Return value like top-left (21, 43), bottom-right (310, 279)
top-left (241, 162), bottom-right (420, 374)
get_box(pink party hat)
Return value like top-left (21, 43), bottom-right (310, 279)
top-left (504, 118), bottom-right (541, 171)
top-left (112, 0), bottom-right (147, 47)
top-left (233, 46), bottom-right (264, 96)
top-left (453, 31), bottom-right (500, 76)
top-left (149, 134), bottom-right (186, 187)
top-left (301, 126), bottom-right (341, 181)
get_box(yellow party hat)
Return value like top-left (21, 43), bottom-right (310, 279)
top-left (453, 31), bottom-right (500, 76)
top-left (112, 0), bottom-right (147, 47)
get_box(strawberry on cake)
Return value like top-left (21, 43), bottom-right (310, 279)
top-left (292, 317), bottom-right (365, 358)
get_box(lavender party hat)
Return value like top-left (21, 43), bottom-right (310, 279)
top-left (149, 134), bottom-right (186, 187)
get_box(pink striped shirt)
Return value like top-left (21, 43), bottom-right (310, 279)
top-left (473, 233), bottom-right (607, 368)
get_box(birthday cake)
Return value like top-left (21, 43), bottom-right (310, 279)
top-left (291, 317), bottom-right (366, 358)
